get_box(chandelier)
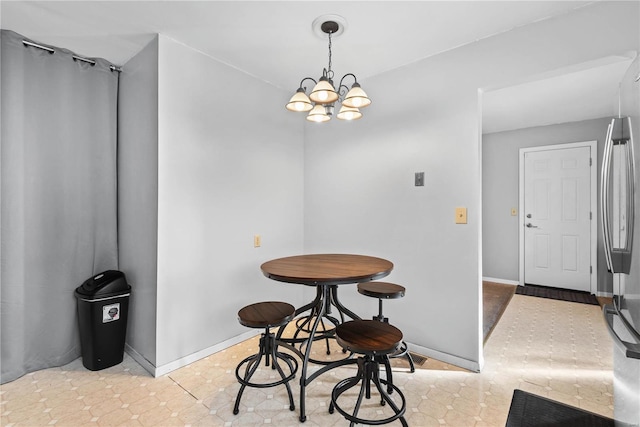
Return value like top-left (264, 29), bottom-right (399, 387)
top-left (285, 19), bottom-right (371, 123)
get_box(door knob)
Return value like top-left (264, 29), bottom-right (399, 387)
top-left (526, 223), bottom-right (538, 228)
top-left (526, 214), bottom-right (532, 218)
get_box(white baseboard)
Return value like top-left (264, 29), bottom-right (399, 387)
top-left (407, 342), bottom-right (481, 373)
top-left (125, 329), bottom-right (260, 377)
top-left (124, 344), bottom-right (156, 375)
top-left (127, 334), bottom-right (482, 377)
top-left (483, 277), bottom-right (519, 286)
top-left (597, 291), bottom-right (613, 298)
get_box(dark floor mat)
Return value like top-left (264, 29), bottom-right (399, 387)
top-left (506, 389), bottom-right (614, 427)
top-left (516, 284), bottom-right (599, 305)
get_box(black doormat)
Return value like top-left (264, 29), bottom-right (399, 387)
top-left (506, 389), bottom-right (614, 427)
top-left (516, 284), bottom-right (599, 305)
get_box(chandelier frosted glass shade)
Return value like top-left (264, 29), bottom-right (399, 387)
top-left (336, 105), bottom-right (362, 121)
top-left (309, 77), bottom-right (339, 104)
top-left (342, 83), bottom-right (371, 108)
top-left (306, 104), bottom-right (331, 122)
top-left (285, 88), bottom-right (314, 112)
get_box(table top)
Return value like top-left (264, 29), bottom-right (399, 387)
top-left (260, 254), bottom-right (393, 286)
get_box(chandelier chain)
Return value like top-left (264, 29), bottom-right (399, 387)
top-left (327, 31), bottom-right (333, 80)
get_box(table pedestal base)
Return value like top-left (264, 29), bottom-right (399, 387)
top-left (277, 284), bottom-right (360, 422)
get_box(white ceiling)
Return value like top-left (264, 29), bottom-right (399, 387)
top-left (1, 1), bottom-right (635, 133)
top-left (483, 54), bottom-right (635, 133)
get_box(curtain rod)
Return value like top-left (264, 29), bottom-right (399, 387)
top-left (22, 39), bottom-right (122, 73)
top-left (22, 40), bottom-right (53, 53)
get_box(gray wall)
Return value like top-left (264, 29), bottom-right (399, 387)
top-left (483, 118), bottom-right (614, 294)
top-left (118, 36), bottom-right (159, 365)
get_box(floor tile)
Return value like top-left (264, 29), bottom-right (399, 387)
top-left (0, 294), bottom-right (613, 426)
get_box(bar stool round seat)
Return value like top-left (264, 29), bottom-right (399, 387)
top-left (233, 301), bottom-right (298, 415)
top-left (357, 281), bottom-right (406, 300)
top-left (357, 282), bottom-right (417, 372)
top-left (329, 320), bottom-right (408, 427)
top-left (237, 301), bottom-right (295, 329)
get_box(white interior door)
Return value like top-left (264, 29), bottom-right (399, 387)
top-left (523, 146), bottom-right (592, 292)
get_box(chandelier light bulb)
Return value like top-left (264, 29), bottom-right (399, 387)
top-left (309, 77), bottom-right (338, 104)
top-left (306, 104), bottom-right (331, 122)
top-left (337, 105), bottom-right (362, 121)
top-left (342, 82), bottom-right (371, 109)
top-left (285, 88), bottom-right (313, 112)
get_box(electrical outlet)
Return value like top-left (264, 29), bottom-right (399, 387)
top-left (254, 235), bottom-right (261, 248)
top-left (455, 207), bottom-right (467, 224)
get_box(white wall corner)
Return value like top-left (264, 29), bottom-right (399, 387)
top-left (126, 330), bottom-right (259, 378)
top-left (407, 342), bottom-right (482, 373)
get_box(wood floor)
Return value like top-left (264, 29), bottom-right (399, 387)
top-left (483, 281), bottom-right (516, 343)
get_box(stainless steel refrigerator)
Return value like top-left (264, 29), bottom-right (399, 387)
top-left (601, 57), bottom-right (640, 426)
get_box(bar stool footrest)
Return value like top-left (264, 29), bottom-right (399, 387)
top-left (234, 351), bottom-right (298, 389)
top-left (390, 341), bottom-right (417, 373)
top-left (330, 376), bottom-right (407, 426)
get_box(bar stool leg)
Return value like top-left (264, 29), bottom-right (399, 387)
top-left (401, 342), bottom-right (416, 373)
top-left (233, 327), bottom-right (297, 415)
top-left (373, 373), bottom-right (409, 427)
top-left (233, 346), bottom-right (264, 415)
top-left (383, 355), bottom-right (394, 394)
top-left (267, 332), bottom-right (296, 412)
top-left (373, 298), bottom-right (416, 374)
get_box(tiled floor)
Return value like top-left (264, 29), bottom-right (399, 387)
top-left (1, 294), bottom-right (613, 426)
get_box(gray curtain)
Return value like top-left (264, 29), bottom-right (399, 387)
top-left (1, 30), bottom-right (119, 383)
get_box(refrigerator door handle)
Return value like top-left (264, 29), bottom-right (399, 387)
top-left (603, 305), bottom-right (640, 360)
top-left (624, 117), bottom-right (636, 259)
top-left (601, 120), bottom-right (615, 272)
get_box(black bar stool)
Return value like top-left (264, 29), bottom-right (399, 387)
top-left (357, 281), bottom-right (416, 372)
top-left (233, 301), bottom-right (298, 415)
top-left (329, 319), bottom-right (408, 427)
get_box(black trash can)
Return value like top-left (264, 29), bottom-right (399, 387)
top-left (75, 270), bottom-right (131, 371)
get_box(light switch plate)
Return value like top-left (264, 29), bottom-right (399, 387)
top-left (455, 207), bottom-right (467, 224)
top-left (415, 172), bottom-right (424, 186)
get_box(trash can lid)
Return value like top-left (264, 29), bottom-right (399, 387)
top-left (75, 270), bottom-right (131, 299)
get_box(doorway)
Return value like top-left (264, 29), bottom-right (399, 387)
top-left (518, 141), bottom-right (598, 293)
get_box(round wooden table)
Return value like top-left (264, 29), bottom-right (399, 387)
top-left (261, 253), bottom-right (394, 285)
top-left (260, 253), bottom-right (394, 422)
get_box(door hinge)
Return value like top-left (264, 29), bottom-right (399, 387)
top-left (590, 211), bottom-right (593, 220)
top-left (590, 266), bottom-right (593, 274)
top-left (590, 157), bottom-right (593, 166)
